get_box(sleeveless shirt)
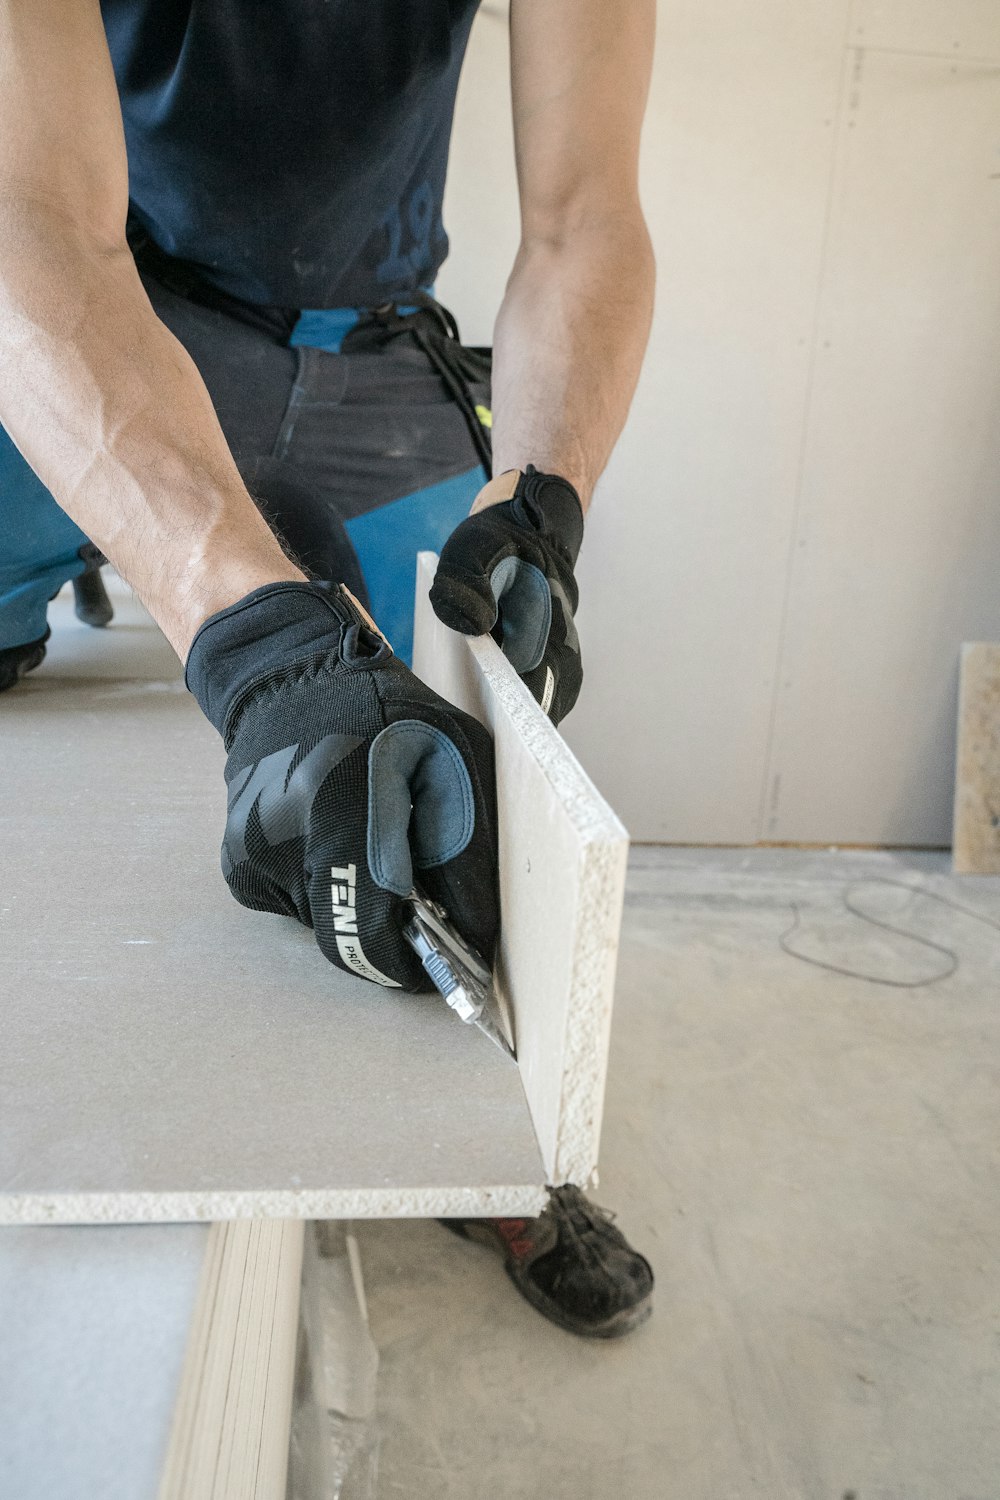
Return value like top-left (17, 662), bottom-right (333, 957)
top-left (100, 0), bottom-right (481, 307)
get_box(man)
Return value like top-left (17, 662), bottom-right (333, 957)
top-left (0, 0), bottom-right (656, 1338)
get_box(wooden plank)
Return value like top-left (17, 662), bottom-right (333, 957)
top-left (413, 554), bottom-right (629, 1185)
top-left (0, 1224), bottom-right (209, 1500)
top-left (159, 1220), bottom-right (303, 1500)
top-left (953, 643), bottom-right (1000, 874)
top-left (0, 584), bottom-right (545, 1223)
top-left (762, 48), bottom-right (1000, 843)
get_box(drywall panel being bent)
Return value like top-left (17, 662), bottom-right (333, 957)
top-left (413, 554), bottom-right (629, 1186)
top-left (0, 585), bottom-right (544, 1223)
top-left (1, 563), bottom-right (628, 1220)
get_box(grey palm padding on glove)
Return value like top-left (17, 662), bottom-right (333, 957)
top-left (429, 466), bottom-right (585, 725)
top-left (185, 580), bottom-right (499, 990)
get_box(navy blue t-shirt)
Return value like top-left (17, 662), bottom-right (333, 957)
top-left (100, 1), bottom-right (481, 308)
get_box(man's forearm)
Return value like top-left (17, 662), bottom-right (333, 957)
top-left (489, 213), bottom-right (655, 510)
top-left (0, 199), bottom-right (303, 657)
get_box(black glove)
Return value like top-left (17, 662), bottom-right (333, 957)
top-left (185, 580), bottom-right (499, 990)
top-left (429, 465), bottom-right (584, 725)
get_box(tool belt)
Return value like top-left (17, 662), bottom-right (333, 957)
top-left (130, 227), bottom-right (494, 472)
top-left (341, 291), bottom-right (494, 473)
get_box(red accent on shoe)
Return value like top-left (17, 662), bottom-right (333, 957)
top-left (489, 1218), bottom-right (535, 1260)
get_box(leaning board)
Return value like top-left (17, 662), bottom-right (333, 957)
top-left (0, 564), bottom-right (625, 1222)
top-left (953, 643), bottom-right (1000, 875)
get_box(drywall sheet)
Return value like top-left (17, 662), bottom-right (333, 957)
top-left (159, 1220), bottom-right (302, 1500)
top-left (763, 48), bottom-right (1000, 843)
top-left (413, 555), bottom-right (629, 1185)
top-left (0, 1224), bottom-right (208, 1500)
top-left (439, 0), bottom-right (854, 841)
top-left (0, 587), bottom-right (545, 1223)
top-left (953, 644), bottom-right (1000, 875)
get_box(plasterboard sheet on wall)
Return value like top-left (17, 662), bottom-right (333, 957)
top-left (440, 1), bottom-right (853, 841)
top-left (763, 51), bottom-right (1000, 844)
top-left (0, 587), bottom-right (545, 1223)
top-left (851, 0), bottom-right (1000, 59)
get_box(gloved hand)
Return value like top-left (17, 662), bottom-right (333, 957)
top-left (429, 465), bottom-right (584, 725)
top-left (185, 580), bottom-right (499, 990)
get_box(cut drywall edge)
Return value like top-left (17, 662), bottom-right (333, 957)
top-left (552, 834), bottom-right (630, 1184)
top-left (0, 1183), bottom-right (549, 1227)
top-left (461, 615), bottom-right (629, 853)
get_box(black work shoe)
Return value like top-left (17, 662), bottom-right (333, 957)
top-left (441, 1185), bottom-right (654, 1339)
top-left (0, 629), bottom-right (50, 694)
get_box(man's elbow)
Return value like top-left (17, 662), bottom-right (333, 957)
top-left (518, 192), bottom-right (655, 293)
top-left (0, 179), bottom-right (128, 277)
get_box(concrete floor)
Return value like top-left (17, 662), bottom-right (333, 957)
top-left (355, 847), bottom-right (1000, 1500)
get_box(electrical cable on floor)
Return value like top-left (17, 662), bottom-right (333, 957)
top-left (777, 878), bottom-right (1000, 989)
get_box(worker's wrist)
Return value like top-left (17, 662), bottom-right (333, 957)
top-left (470, 466), bottom-right (585, 565)
top-left (184, 579), bottom-right (377, 737)
top-left (98, 491), bottom-right (308, 660)
top-left (170, 553), bottom-right (306, 659)
top-left (486, 451), bottom-right (593, 514)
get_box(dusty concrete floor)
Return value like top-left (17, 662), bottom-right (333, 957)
top-left (356, 847), bottom-right (1000, 1500)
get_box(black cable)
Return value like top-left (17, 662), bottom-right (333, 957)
top-left (777, 877), bottom-right (1000, 989)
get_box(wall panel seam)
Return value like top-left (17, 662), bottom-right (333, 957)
top-left (755, 3), bottom-right (861, 841)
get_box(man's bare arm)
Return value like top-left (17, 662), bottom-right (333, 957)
top-left (490, 0), bottom-right (656, 509)
top-left (0, 0), bottom-right (303, 658)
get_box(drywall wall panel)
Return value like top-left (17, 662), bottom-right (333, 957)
top-left (413, 555), bottom-right (629, 1185)
top-left (763, 50), bottom-right (1000, 844)
top-left (0, 1224), bottom-right (208, 1500)
top-left (851, 0), bottom-right (1000, 58)
top-left (0, 587), bottom-right (545, 1223)
top-left (438, 1), bottom-right (853, 840)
